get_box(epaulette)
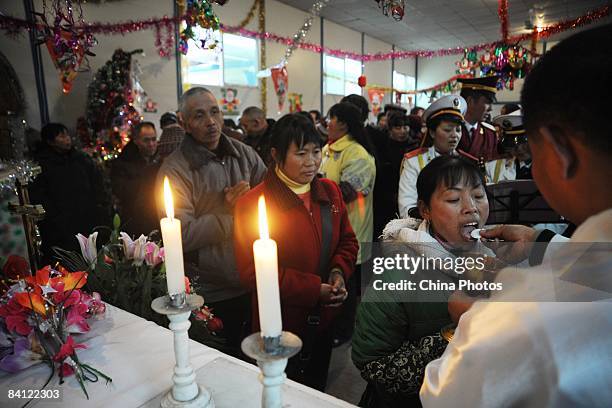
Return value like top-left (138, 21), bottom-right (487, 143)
top-left (457, 149), bottom-right (479, 162)
top-left (403, 147), bottom-right (428, 160)
top-left (481, 122), bottom-right (496, 132)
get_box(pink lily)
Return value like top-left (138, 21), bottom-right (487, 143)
top-left (144, 242), bottom-right (164, 267)
top-left (64, 303), bottom-right (90, 334)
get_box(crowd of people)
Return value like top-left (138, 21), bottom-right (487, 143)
top-left (23, 24), bottom-right (611, 407)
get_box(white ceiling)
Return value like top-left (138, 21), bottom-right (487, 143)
top-left (275, 0), bottom-right (612, 50)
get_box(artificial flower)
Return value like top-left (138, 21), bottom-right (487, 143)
top-left (65, 303), bottom-right (90, 334)
top-left (14, 292), bottom-right (46, 316)
top-left (76, 232), bottom-right (98, 267)
top-left (120, 233), bottom-right (148, 266)
top-left (144, 242), bottom-right (164, 267)
top-left (53, 335), bottom-right (86, 362)
top-left (1, 255), bottom-right (30, 280)
top-left (81, 292), bottom-right (106, 316)
top-left (0, 298), bottom-right (31, 336)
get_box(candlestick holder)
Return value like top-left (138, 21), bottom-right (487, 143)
top-left (241, 331), bottom-right (302, 408)
top-left (152, 294), bottom-right (215, 408)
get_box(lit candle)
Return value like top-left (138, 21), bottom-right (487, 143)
top-left (161, 177), bottom-right (186, 296)
top-left (253, 195), bottom-right (282, 338)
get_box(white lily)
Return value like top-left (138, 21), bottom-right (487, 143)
top-left (76, 232), bottom-right (98, 267)
top-left (119, 232), bottom-right (136, 259)
top-left (132, 235), bottom-right (147, 266)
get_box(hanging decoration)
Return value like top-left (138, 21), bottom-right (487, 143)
top-left (271, 66), bottom-right (288, 112)
top-left (358, 75), bottom-right (367, 88)
top-left (178, 0), bottom-right (221, 55)
top-left (479, 48), bottom-right (496, 76)
top-left (220, 87), bottom-right (240, 114)
top-left (36, 0), bottom-right (97, 93)
top-left (374, 0), bottom-right (406, 21)
top-left (279, 0), bottom-right (330, 67)
top-left (0, 3), bottom-right (609, 62)
top-left (288, 93), bottom-right (303, 113)
top-left (236, 0), bottom-right (263, 29)
top-left (498, 0), bottom-right (509, 42)
top-left (455, 48), bottom-right (478, 76)
top-left (368, 89), bottom-right (385, 116)
top-left (258, 0), bottom-right (267, 115)
top-left (154, 18), bottom-right (176, 58)
top-left (143, 97), bottom-right (158, 113)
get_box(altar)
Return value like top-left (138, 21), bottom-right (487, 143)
top-left (0, 305), bottom-right (356, 408)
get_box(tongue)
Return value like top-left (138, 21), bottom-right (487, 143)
top-left (461, 225), bottom-right (476, 240)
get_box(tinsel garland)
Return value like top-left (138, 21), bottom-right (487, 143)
top-left (0, 160), bottom-right (41, 194)
top-left (0, 5), bottom-right (609, 61)
top-left (498, 0), bottom-right (509, 42)
top-left (279, 0), bottom-right (330, 66)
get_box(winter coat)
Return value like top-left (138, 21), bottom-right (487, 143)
top-left (233, 170), bottom-right (358, 337)
top-left (110, 141), bottom-right (161, 237)
top-left (156, 133), bottom-right (267, 303)
top-left (29, 146), bottom-right (110, 262)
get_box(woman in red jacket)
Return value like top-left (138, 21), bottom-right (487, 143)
top-left (234, 113), bottom-right (358, 391)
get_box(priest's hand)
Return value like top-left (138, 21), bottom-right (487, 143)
top-left (480, 224), bottom-right (538, 264)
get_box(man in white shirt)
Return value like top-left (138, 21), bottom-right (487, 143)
top-left (420, 24), bottom-right (612, 408)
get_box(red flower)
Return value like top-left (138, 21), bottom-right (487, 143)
top-left (2, 255), bottom-right (30, 280)
top-left (53, 335), bottom-right (87, 362)
top-left (194, 306), bottom-right (223, 334)
top-left (184, 277), bottom-right (191, 294)
top-left (0, 299), bottom-right (32, 335)
top-left (61, 362), bottom-right (75, 377)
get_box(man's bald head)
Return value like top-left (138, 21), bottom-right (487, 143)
top-left (179, 87), bottom-right (215, 118)
top-left (240, 106), bottom-right (268, 137)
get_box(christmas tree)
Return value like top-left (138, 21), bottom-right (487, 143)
top-left (85, 49), bottom-right (144, 155)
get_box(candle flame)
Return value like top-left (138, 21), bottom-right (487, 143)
top-left (258, 195), bottom-right (269, 240)
top-left (164, 176), bottom-right (174, 220)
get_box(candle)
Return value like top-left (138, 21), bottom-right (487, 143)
top-left (253, 195), bottom-right (282, 338)
top-left (161, 177), bottom-right (186, 296)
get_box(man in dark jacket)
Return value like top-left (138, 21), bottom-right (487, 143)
top-left (239, 106), bottom-right (275, 166)
top-left (29, 123), bottom-right (110, 264)
top-left (111, 121), bottom-right (161, 237)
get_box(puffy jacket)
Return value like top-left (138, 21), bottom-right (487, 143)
top-left (156, 133), bottom-right (267, 302)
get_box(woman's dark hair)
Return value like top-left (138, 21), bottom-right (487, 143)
top-left (340, 94), bottom-right (370, 123)
top-left (328, 102), bottom-right (375, 156)
top-left (416, 155), bottom-right (486, 208)
top-left (426, 113), bottom-right (463, 133)
top-left (270, 113), bottom-right (321, 165)
top-left (387, 111), bottom-right (407, 128)
top-left (41, 123), bottom-right (68, 144)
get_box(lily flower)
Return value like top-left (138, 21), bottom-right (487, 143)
top-left (76, 232), bottom-right (98, 267)
top-left (120, 233), bottom-right (147, 266)
top-left (144, 242), bottom-right (164, 267)
top-left (65, 303), bottom-right (90, 334)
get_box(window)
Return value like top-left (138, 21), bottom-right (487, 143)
top-left (183, 30), bottom-right (259, 89)
top-left (324, 55), bottom-right (362, 96)
top-left (393, 71), bottom-right (416, 106)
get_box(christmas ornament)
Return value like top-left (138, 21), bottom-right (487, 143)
top-left (144, 98), bottom-right (158, 113)
top-left (375, 0), bottom-right (407, 22)
top-left (479, 48), bottom-right (496, 76)
top-left (358, 75), bottom-right (367, 88)
top-left (455, 49), bottom-right (477, 77)
top-left (178, 0), bottom-right (221, 55)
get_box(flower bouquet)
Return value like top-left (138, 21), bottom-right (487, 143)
top-left (0, 256), bottom-right (110, 399)
top-left (55, 215), bottom-right (223, 333)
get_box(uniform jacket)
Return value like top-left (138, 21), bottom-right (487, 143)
top-left (156, 133), bottom-right (267, 302)
top-left (320, 134), bottom-right (376, 264)
top-left (458, 122), bottom-right (500, 161)
top-left (233, 170), bottom-right (358, 336)
top-left (397, 146), bottom-right (515, 218)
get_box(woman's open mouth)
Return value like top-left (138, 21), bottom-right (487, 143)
top-left (460, 222), bottom-right (479, 241)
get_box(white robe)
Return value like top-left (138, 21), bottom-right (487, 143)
top-left (420, 208), bottom-right (612, 408)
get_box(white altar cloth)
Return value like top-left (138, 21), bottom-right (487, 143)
top-left (0, 305), bottom-right (355, 408)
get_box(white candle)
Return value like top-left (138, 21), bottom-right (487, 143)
top-left (253, 195), bottom-right (282, 338)
top-left (161, 177), bottom-right (186, 296)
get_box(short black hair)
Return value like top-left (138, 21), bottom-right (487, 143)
top-left (41, 123), bottom-right (68, 144)
top-left (160, 112), bottom-right (178, 128)
top-left (410, 106), bottom-right (424, 115)
top-left (377, 112), bottom-right (386, 122)
top-left (270, 113), bottom-right (321, 165)
top-left (387, 111), bottom-right (407, 128)
top-left (341, 94), bottom-right (370, 123)
top-left (521, 23), bottom-right (612, 154)
top-left (328, 102), bottom-right (376, 156)
top-left (417, 155), bottom-right (486, 208)
top-left (134, 121), bottom-right (156, 139)
top-left (309, 110), bottom-right (322, 121)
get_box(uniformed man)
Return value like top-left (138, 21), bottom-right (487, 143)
top-left (398, 95), bottom-right (514, 217)
top-left (457, 76), bottom-right (500, 161)
top-left (493, 110), bottom-right (532, 179)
